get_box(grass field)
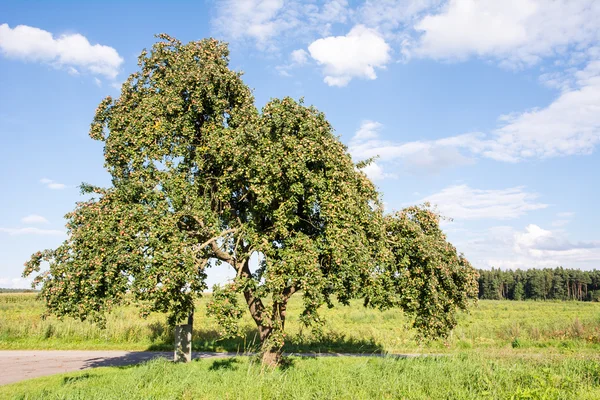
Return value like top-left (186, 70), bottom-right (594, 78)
top-left (1, 354), bottom-right (599, 399)
top-left (2, 294), bottom-right (600, 399)
top-left (1, 293), bottom-right (599, 355)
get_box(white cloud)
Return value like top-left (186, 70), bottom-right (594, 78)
top-left (290, 49), bottom-right (309, 65)
top-left (359, 0), bottom-right (443, 40)
top-left (349, 120), bottom-right (475, 173)
top-left (308, 25), bottom-right (391, 86)
top-left (360, 162), bottom-right (395, 181)
top-left (212, 0), bottom-right (349, 50)
top-left (451, 224), bottom-right (600, 270)
top-left (0, 24), bottom-right (123, 79)
top-left (411, 0), bottom-right (600, 67)
top-left (0, 227), bottom-right (65, 236)
top-left (213, 0), bottom-right (287, 46)
top-left (40, 178), bottom-right (66, 190)
top-left (21, 214), bottom-right (49, 224)
top-left (0, 277), bottom-right (33, 289)
top-left (353, 120), bottom-right (382, 141)
top-left (351, 56), bottom-right (600, 168)
top-left (276, 49), bottom-right (311, 76)
top-left (481, 62), bottom-right (600, 161)
top-left (94, 77), bottom-right (102, 87)
top-left (419, 184), bottom-right (547, 220)
top-left (513, 224), bottom-right (600, 253)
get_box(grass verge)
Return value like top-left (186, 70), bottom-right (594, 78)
top-left (1, 353), bottom-right (600, 399)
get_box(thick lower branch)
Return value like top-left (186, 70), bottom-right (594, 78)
top-left (239, 257), bottom-right (269, 332)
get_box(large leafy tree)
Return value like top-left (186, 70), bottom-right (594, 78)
top-left (24, 34), bottom-right (478, 366)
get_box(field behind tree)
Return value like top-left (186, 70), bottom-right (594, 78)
top-left (1, 293), bottom-right (599, 355)
top-left (2, 293), bottom-right (600, 399)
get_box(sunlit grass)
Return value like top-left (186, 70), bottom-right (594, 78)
top-left (1, 354), bottom-right (599, 399)
top-left (1, 293), bottom-right (600, 354)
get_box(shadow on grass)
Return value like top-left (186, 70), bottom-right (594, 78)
top-left (144, 326), bottom-right (384, 355)
top-left (82, 352), bottom-right (171, 370)
top-left (208, 357), bottom-right (240, 371)
top-left (284, 331), bottom-right (384, 354)
top-left (63, 373), bottom-right (94, 385)
top-left (145, 326), bottom-right (260, 353)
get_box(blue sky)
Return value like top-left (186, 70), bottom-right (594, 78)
top-left (1, 0), bottom-right (600, 288)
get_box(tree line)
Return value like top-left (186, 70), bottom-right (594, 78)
top-left (478, 268), bottom-right (600, 301)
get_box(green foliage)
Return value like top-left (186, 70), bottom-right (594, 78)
top-left (206, 284), bottom-right (245, 338)
top-left (478, 267), bottom-right (600, 301)
top-left (366, 205), bottom-right (479, 339)
top-left (24, 34), bottom-right (256, 326)
top-left (22, 34), bottom-right (478, 363)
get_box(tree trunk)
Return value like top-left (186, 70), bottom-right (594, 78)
top-left (259, 326), bottom-right (282, 367)
top-left (174, 310), bottom-right (193, 363)
top-left (261, 347), bottom-right (282, 367)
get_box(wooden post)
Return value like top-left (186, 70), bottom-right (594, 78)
top-left (174, 311), bottom-right (193, 362)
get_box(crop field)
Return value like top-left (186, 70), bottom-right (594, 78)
top-left (1, 293), bottom-right (600, 398)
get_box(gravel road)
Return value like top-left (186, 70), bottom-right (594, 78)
top-left (0, 350), bottom-right (235, 385)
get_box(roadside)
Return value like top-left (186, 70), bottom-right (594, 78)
top-left (0, 350), bottom-right (438, 385)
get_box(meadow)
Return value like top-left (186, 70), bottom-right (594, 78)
top-left (1, 293), bottom-right (600, 399)
top-left (1, 293), bottom-right (599, 354)
top-left (2, 354), bottom-right (600, 399)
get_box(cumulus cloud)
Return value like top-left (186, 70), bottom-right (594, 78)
top-left (411, 0), bottom-right (600, 67)
top-left (514, 224), bottom-right (600, 253)
top-left (40, 178), bottom-right (66, 190)
top-left (419, 185), bottom-right (547, 220)
top-left (308, 25), bottom-right (391, 86)
top-left (0, 227), bottom-right (65, 236)
top-left (450, 224), bottom-right (600, 270)
top-left (21, 214), bottom-right (49, 224)
top-left (0, 24), bottom-right (123, 79)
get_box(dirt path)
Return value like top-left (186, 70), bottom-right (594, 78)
top-left (0, 350), bottom-right (437, 385)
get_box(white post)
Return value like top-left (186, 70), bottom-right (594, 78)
top-left (174, 311), bottom-right (193, 362)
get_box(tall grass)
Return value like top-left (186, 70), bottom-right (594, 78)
top-left (1, 354), bottom-right (599, 399)
top-left (1, 293), bottom-right (600, 354)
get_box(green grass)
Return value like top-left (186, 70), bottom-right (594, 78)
top-left (2, 293), bottom-right (599, 355)
top-left (2, 354), bottom-right (600, 399)
top-left (3, 294), bottom-right (600, 398)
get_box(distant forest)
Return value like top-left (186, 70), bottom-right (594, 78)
top-left (478, 268), bottom-right (600, 301)
top-left (0, 288), bottom-right (38, 293)
top-left (4, 269), bottom-right (600, 301)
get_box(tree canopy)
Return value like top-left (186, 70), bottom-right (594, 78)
top-left (24, 34), bottom-right (478, 366)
